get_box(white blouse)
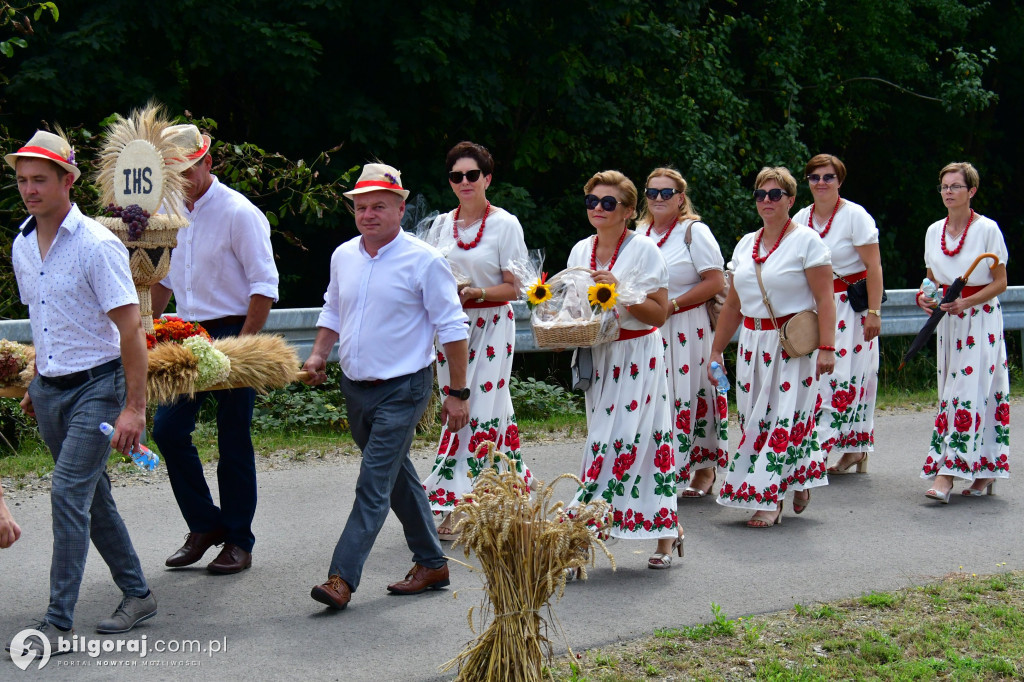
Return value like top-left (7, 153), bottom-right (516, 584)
top-left (644, 220), bottom-right (725, 297)
top-left (567, 231), bottom-right (668, 330)
top-left (792, 199), bottom-right (878, 276)
top-left (924, 214), bottom-right (1008, 287)
top-left (424, 206), bottom-right (528, 290)
top-left (730, 224), bottom-right (832, 318)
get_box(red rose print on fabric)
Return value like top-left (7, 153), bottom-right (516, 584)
top-left (696, 397), bottom-right (708, 420)
top-left (769, 428), bottom-right (789, 453)
top-left (953, 409), bottom-right (972, 433)
top-left (995, 403), bottom-right (1010, 425)
top-left (717, 395), bottom-right (728, 419)
top-left (935, 412), bottom-right (948, 435)
top-left (654, 444), bottom-right (674, 472)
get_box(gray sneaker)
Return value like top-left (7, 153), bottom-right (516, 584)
top-left (5, 620), bottom-right (74, 659)
top-left (96, 593), bottom-right (157, 634)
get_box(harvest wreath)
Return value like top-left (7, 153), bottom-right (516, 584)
top-left (0, 103), bottom-right (302, 403)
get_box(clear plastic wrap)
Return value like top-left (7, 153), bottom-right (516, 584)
top-left (508, 258), bottom-right (648, 348)
top-left (413, 209), bottom-right (471, 290)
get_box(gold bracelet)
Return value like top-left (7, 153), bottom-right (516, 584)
top-left (476, 288), bottom-right (486, 303)
top-left (867, 309), bottom-right (881, 318)
top-left (672, 299), bottom-right (680, 312)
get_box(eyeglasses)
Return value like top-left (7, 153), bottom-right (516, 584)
top-left (448, 169), bottom-right (484, 183)
top-left (937, 183), bottom-right (968, 193)
top-left (806, 173), bottom-right (838, 184)
top-left (644, 187), bottom-right (681, 200)
top-left (753, 188), bottom-right (789, 203)
top-left (584, 194), bottom-right (622, 211)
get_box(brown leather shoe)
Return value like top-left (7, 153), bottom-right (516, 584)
top-left (165, 530), bottom-right (226, 568)
top-left (386, 563), bottom-right (450, 595)
top-left (206, 544), bottom-right (252, 574)
top-left (311, 575), bottom-right (351, 610)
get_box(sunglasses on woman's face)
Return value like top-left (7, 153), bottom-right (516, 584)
top-left (448, 169), bottom-right (484, 183)
top-left (806, 173), bottom-right (838, 184)
top-left (753, 188), bottom-right (789, 203)
top-left (584, 194), bottom-right (622, 211)
top-left (644, 187), bottom-right (681, 200)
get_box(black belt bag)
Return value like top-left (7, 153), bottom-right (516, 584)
top-left (39, 358), bottom-right (122, 390)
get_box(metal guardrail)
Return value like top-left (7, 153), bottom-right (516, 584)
top-left (1, 288), bottom-right (1021, 359)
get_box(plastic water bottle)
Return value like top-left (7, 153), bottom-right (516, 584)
top-left (920, 278), bottom-right (938, 300)
top-left (709, 361), bottom-right (730, 394)
top-left (99, 422), bottom-right (160, 471)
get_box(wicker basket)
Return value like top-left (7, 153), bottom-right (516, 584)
top-left (530, 266), bottom-right (617, 348)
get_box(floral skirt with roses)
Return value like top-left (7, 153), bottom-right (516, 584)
top-left (922, 299), bottom-right (1010, 482)
top-left (662, 306), bottom-right (729, 485)
top-left (423, 303), bottom-right (532, 513)
top-left (717, 327), bottom-right (828, 511)
top-left (815, 293), bottom-right (879, 458)
top-left (573, 330), bottom-right (678, 540)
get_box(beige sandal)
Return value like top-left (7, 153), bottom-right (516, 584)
top-left (436, 511), bottom-right (462, 541)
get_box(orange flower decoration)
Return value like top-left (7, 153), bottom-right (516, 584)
top-left (152, 316), bottom-right (212, 345)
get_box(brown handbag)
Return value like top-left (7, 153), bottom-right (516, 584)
top-left (754, 261), bottom-right (819, 357)
top-left (684, 221), bottom-right (729, 330)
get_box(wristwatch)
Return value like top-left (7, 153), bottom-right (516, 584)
top-left (448, 386), bottom-right (471, 400)
top-left (867, 309), bottom-right (881, 318)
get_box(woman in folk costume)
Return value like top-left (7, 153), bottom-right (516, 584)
top-left (709, 167), bottom-right (835, 528)
top-left (916, 162), bottom-right (1009, 502)
top-left (421, 141), bottom-right (532, 539)
top-left (568, 170), bottom-right (682, 569)
top-left (637, 167), bottom-right (728, 499)
top-left (792, 154), bottom-right (883, 474)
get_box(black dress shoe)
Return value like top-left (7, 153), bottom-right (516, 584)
top-left (207, 544), bottom-right (252, 574)
top-left (165, 530), bottom-right (226, 568)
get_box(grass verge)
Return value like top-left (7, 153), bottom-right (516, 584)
top-left (545, 570), bottom-right (1024, 681)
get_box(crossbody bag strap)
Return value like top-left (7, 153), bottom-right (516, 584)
top-left (754, 259), bottom-right (781, 329)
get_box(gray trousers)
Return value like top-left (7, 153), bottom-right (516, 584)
top-left (330, 365), bottom-right (445, 591)
top-left (29, 368), bottom-right (149, 629)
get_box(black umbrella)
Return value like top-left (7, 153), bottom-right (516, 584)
top-left (900, 252), bottom-right (1000, 369)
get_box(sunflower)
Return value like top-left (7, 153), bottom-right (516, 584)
top-left (588, 282), bottom-right (618, 311)
top-left (525, 273), bottom-right (552, 309)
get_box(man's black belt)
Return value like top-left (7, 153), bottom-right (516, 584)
top-left (197, 315), bottom-right (247, 331)
top-left (39, 358), bottom-right (122, 390)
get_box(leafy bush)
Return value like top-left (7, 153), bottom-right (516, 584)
top-left (0, 397), bottom-right (35, 454)
top-left (250, 364), bottom-right (348, 433)
top-left (509, 375), bottom-right (582, 421)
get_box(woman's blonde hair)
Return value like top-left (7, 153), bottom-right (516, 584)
top-left (754, 166), bottom-right (797, 197)
top-left (584, 170), bottom-right (638, 220)
top-left (636, 167), bottom-right (700, 227)
top-left (939, 161), bottom-right (980, 190)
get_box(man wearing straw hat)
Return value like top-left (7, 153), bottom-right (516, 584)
top-left (302, 162), bottom-right (470, 610)
top-left (4, 130), bottom-right (157, 657)
top-left (150, 124), bottom-right (279, 575)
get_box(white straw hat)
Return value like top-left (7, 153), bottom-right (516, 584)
top-left (343, 163), bottom-right (410, 200)
top-left (162, 124), bottom-right (212, 170)
top-left (5, 130), bottom-right (81, 181)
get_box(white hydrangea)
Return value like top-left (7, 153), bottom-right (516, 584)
top-left (182, 335), bottom-right (231, 389)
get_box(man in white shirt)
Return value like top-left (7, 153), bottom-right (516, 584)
top-left (150, 125), bottom-right (279, 575)
top-left (303, 163), bottom-right (470, 610)
top-left (5, 130), bottom-right (156, 657)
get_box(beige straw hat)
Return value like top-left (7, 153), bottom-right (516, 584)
top-left (5, 130), bottom-right (81, 181)
top-left (162, 124), bottom-right (212, 170)
top-left (343, 162), bottom-right (410, 200)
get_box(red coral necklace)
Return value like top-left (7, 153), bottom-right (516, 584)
top-left (645, 220), bottom-right (677, 247)
top-left (941, 209), bottom-right (974, 257)
top-left (591, 226), bottom-right (628, 270)
top-left (808, 198), bottom-right (842, 238)
top-left (453, 201), bottom-right (490, 250)
top-left (752, 219), bottom-right (791, 264)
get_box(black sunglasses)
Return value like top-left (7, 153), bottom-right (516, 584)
top-left (806, 173), bottom-right (838, 184)
top-left (753, 188), bottom-right (789, 203)
top-left (584, 194), bottom-right (622, 211)
top-left (645, 187), bottom-right (681, 200)
top-left (448, 169), bottom-right (484, 183)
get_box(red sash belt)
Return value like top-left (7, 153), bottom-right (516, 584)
top-left (462, 300), bottom-right (510, 309)
top-left (941, 284), bottom-right (986, 299)
top-left (833, 270), bottom-right (867, 293)
top-left (672, 301), bottom-right (703, 315)
top-left (616, 327), bottom-right (656, 342)
top-left (743, 313), bottom-right (795, 331)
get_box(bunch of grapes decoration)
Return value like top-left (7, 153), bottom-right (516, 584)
top-left (93, 105), bottom-right (190, 333)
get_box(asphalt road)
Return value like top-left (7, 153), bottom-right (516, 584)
top-left (1, 405), bottom-right (1021, 680)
